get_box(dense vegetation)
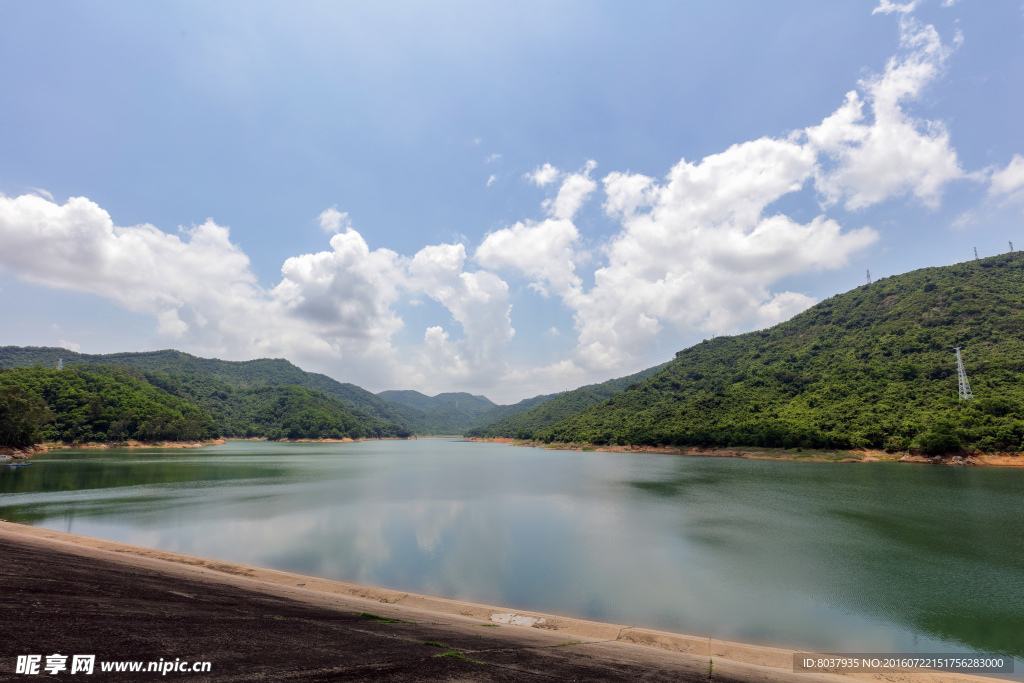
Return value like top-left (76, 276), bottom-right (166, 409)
top-left (0, 348), bottom-right (422, 423)
top-left (141, 370), bottom-right (409, 439)
top-left (466, 364), bottom-right (667, 439)
top-left (0, 348), bottom-right (544, 435)
top-left (0, 363), bottom-right (411, 447)
top-left (539, 253), bottom-right (1024, 454)
top-left (0, 365), bottom-right (217, 445)
top-left (377, 390), bottom-right (505, 434)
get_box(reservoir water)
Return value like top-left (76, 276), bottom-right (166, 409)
top-left (2, 438), bottom-right (1022, 671)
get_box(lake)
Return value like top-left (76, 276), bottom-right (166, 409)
top-left (2, 438), bottom-right (1022, 671)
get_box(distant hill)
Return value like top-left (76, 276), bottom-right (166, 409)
top-left (472, 393), bottom-right (558, 429)
top-left (0, 347), bottom-right (419, 430)
top-left (377, 390), bottom-right (500, 434)
top-left (465, 364), bottom-right (668, 439)
top-left (540, 253), bottom-right (1024, 454)
top-left (0, 347), bottom-right (548, 436)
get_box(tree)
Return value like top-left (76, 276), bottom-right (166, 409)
top-left (0, 385), bottom-right (53, 447)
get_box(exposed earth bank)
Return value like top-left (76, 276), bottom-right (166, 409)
top-left (464, 438), bottom-right (1024, 467)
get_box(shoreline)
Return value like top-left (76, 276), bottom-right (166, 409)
top-left (1, 435), bottom-right (422, 460)
top-left (463, 438), bottom-right (1024, 468)
top-left (0, 521), bottom-right (1003, 683)
top-left (0, 439), bottom-right (227, 459)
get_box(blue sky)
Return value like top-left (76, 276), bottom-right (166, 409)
top-left (1, 0), bottom-right (1023, 402)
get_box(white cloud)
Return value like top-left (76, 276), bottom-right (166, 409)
top-left (0, 194), bottom-right (256, 327)
top-left (547, 160), bottom-right (597, 221)
top-left (58, 339), bottom-right (81, 353)
top-left (873, 0), bottom-right (919, 14)
top-left (486, 174), bottom-right (497, 187)
top-left (807, 18), bottom-right (963, 209)
top-left (561, 138), bottom-right (877, 370)
top-left (485, 153), bottom-right (502, 163)
top-left (317, 206), bottom-right (351, 233)
top-left (756, 292), bottom-right (818, 329)
top-left (525, 163), bottom-right (559, 187)
top-left (475, 217), bottom-right (582, 298)
top-left (408, 243), bottom-right (514, 385)
top-left (989, 154), bottom-right (1024, 203)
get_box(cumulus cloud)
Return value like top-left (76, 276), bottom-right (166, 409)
top-left (0, 193), bottom-right (508, 391)
top-left (486, 174), bottom-right (497, 187)
top-left (475, 217), bottom-right (582, 298)
top-left (807, 18), bottom-right (963, 209)
top-left (0, 194), bottom-right (256, 326)
top-left (408, 243), bottom-right (513, 384)
top-left (546, 160), bottom-right (597, 221)
top-left (318, 206), bottom-right (351, 233)
top-left (564, 139), bottom-right (877, 369)
top-left (989, 155), bottom-right (1024, 203)
top-left (525, 163), bottom-right (559, 187)
top-left (58, 339), bottom-right (81, 353)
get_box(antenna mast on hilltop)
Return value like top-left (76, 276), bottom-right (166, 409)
top-left (974, 247), bottom-right (979, 260)
top-left (955, 347), bottom-right (973, 401)
top-left (1010, 241), bottom-right (1015, 253)
top-left (866, 269), bottom-right (872, 285)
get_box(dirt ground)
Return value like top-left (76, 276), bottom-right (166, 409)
top-left (0, 534), bottom-right (804, 683)
top-left (0, 524), bottom-right (1003, 683)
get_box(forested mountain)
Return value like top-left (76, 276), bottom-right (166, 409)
top-left (138, 370), bottom-right (409, 440)
top-left (0, 365), bottom-right (217, 446)
top-left (0, 348), bottom-right (545, 437)
top-left (472, 393), bottom-right (558, 429)
top-left (0, 363), bottom-right (410, 447)
top-left (466, 364), bottom-right (668, 439)
top-left (0, 348), bottom-right (420, 430)
top-left (376, 390), bottom-right (501, 434)
top-left (540, 253), bottom-right (1024, 454)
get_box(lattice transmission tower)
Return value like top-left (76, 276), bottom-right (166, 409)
top-left (955, 347), bottom-right (973, 400)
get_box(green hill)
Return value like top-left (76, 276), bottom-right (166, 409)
top-left (138, 370), bottom-right (408, 440)
top-left (465, 364), bottom-right (668, 439)
top-left (0, 348), bottom-right (549, 436)
top-left (539, 253), bottom-right (1024, 454)
top-left (471, 393), bottom-right (558, 430)
top-left (0, 365), bottom-right (217, 446)
top-left (0, 348), bottom-right (419, 430)
top-left (377, 390), bottom-right (500, 434)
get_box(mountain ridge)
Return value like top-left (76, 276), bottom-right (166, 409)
top-left (537, 252), bottom-right (1024, 454)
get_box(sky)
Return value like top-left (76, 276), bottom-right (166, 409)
top-left (1, 0), bottom-right (1023, 404)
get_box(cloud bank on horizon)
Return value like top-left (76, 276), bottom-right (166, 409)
top-left (1, 2), bottom-right (1022, 401)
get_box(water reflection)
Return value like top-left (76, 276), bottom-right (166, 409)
top-left (2, 440), bottom-right (1021, 668)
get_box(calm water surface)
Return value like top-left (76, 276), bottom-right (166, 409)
top-left (2, 439), bottom-right (1022, 670)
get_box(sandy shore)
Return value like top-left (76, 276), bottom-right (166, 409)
top-left (0, 439), bottom-right (228, 460)
top-left (465, 438), bottom-right (1024, 468)
top-left (0, 521), bottom-right (1006, 682)
top-left (1, 436), bottom-right (423, 460)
